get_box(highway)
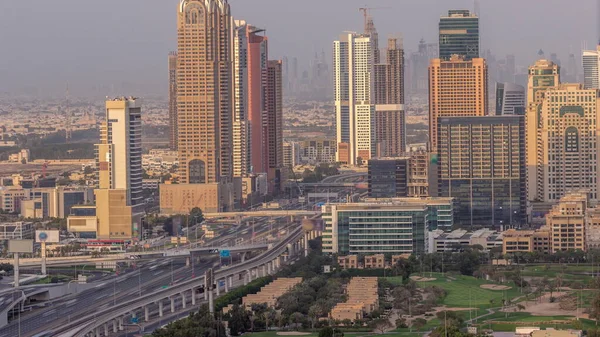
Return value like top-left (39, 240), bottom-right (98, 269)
top-left (0, 257), bottom-right (214, 337)
top-left (0, 211), bottom-right (298, 336)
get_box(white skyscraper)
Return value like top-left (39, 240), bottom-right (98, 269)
top-left (334, 33), bottom-right (376, 165)
top-left (583, 46), bottom-right (600, 89)
top-left (233, 20), bottom-right (251, 178)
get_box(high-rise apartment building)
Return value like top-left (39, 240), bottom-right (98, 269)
top-left (373, 38), bottom-right (406, 157)
top-left (495, 82), bottom-right (525, 115)
top-left (176, 0), bottom-right (233, 185)
top-left (301, 139), bottom-right (337, 164)
top-left (582, 45), bottom-right (600, 89)
top-left (334, 33), bottom-right (376, 165)
top-left (438, 116), bottom-right (526, 228)
top-left (232, 21), bottom-right (251, 178)
top-left (161, 0), bottom-right (235, 214)
top-left (168, 52), bottom-right (178, 150)
top-left (525, 59), bottom-right (560, 202)
top-left (428, 55), bottom-right (488, 150)
top-left (95, 98), bottom-right (144, 239)
top-left (438, 10), bottom-right (479, 61)
top-left (266, 60), bottom-right (284, 193)
top-left (283, 141), bottom-right (300, 168)
top-left (536, 84), bottom-right (600, 202)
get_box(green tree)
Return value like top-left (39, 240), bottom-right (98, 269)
top-left (190, 207), bottom-right (205, 224)
top-left (370, 318), bottom-right (393, 334)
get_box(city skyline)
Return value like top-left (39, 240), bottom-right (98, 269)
top-left (0, 0), bottom-right (598, 97)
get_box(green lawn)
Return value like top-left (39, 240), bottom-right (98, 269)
top-left (243, 332), bottom-right (318, 337)
top-left (414, 273), bottom-right (521, 309)
top-left (385, 277), bottom-right (404, 286)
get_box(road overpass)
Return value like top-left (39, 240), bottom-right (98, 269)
top-left (55, 226), bottom-right (319, 337)
top-left (204, 210), bottom-right (319, 218)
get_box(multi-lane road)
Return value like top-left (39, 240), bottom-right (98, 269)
top-left (0, 213), bottom-right (295, 337)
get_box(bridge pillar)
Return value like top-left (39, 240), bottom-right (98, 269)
top-left (267, 262), bottom-right (271, 274)
top-left (192, 288), bottom-right (197, 305)
top-left (182, 292), bottom-right (187, 309)
top-left (228, 275), bottom-right (233, 288)
top-left (104, 323), bottom-right (109, 336)
top-left (225, 278), bottom-right (229, 293)
top-left (158, 300), bottom-right (164, 317)
top-left (287, 243), bottom-right (293, 257)
top-left (145, 305), bottom-right (150, 322)
top-left (241, 252), bottom-right (247, 263)
top-left (208, 287), bottom-right (214, 314)
top-left (112, 319), bottom-right (118, 333)
top-left (186, 257), bottom-right (190, 267)
top-left (118, 317), bottom-right (124, 331)
top-left (304, 232), bottom-right (309, 257)
top-left (170, 296), bottom-right (176, 313)
top-left (216, 280), bottom-right (220, 296)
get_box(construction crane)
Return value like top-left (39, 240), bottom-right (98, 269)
top-left (358, 6), bottom-right (390, 32)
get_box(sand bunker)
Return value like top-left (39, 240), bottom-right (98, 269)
top-left (277, 333), bottom-right (311, 336)
top-left (480, 284), bottom-right (512, 290)
top-left (410, 276), bottom-right (436, 282)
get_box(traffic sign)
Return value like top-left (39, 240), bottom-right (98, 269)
top-left (220, 250), bottom-right (230, 258)
top-left (131, 317), bottom-right (139, 323)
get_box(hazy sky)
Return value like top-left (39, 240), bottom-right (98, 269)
top-left (0, 0), bottom-right (597, 98)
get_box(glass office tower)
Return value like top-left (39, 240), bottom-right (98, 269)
top-left (439, 10), bottom-right (479, 61)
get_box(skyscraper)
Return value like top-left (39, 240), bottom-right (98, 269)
top-left (233, 21), bottom-right (251, 178)
top-left (160, 0), bottom-right (235, 214)
top-left (583, 45), bottom-right (600, 89)
top-left (95, 97), bottom-right (144, 239)
top-left (437, 116), bottom-right (526, 228)
top-left (266, 60), bottom-right (284, 193)
top-left (373, 37), bottom-right (406, 157)
top-left (495, 82), bottom-right (525, 115)
top-left (525, 59), bottom-right (560, 202)
top-left (176, 0), bottom-right (233, 185)
top-left (428, 55), bottom-right (488, 150)
top-left (536, 84), bottom-right (600, 202)
top-left (168, 52), bottom-right (178, 150)
top-left (439, 10), bottom-right (479, 61)
top-left (334, 33), bottom-right (376, 165)
top-left (246, 26), bottom-right (268, 175)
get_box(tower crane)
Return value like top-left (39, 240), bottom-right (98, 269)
top-left (358, 6), bottom-right (390, 32)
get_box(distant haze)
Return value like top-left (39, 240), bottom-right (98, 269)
top-left (0, 0), bottom-right (597, 97)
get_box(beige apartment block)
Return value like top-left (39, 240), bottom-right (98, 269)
top-left (525, 59), bottom-right (560, 201)
top-left (337, 255), bottom-right (359, 269)
top-left (502, 228), bottom-right (550, 255)
top-left (428, 55), bottom-right (488, 150)
top-left (242, 278), bottom-right (302, 308)
top-left (331, 277), bottom-right (378, 322)
top-left (364, 254), bottom-right (385, 269)
top-left (536, 84), bottom-right (600, 203)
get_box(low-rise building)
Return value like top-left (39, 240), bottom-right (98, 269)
top-left (502, 228), bottom-right (551, 255)
top-left (337, 255), bottom-right (358, 269)
top-left (331, 277), bottom-right (378, 322)
top-left (20, 187), bottom-right (94, 219)
top-left (322, 198), bottom-right (453, 255)
top-left (242, 278), bottom-right (302, 308)
top-left (429, 229), bottom-right (503, 253)
top-left (0, 222), bottom-right (34, 240)
top-left (364, 254), bottom-right (385, 268)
